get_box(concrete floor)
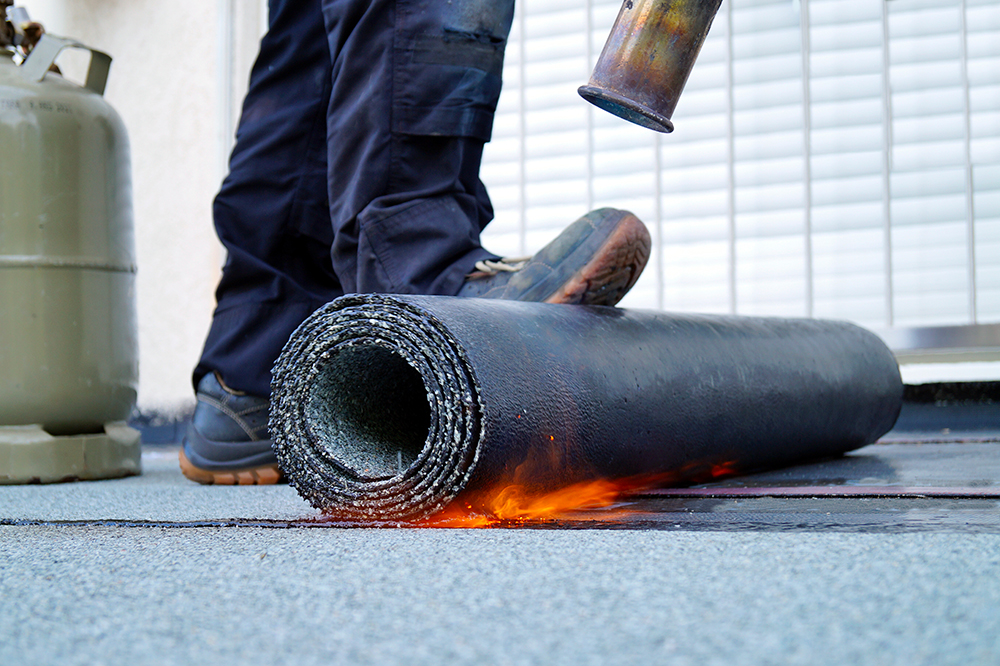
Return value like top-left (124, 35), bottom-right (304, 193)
top-left (2, 441), bottom-right (999, 665)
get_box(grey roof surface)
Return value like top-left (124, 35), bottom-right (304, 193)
top-left (2, 444), bottom-right (999, 666)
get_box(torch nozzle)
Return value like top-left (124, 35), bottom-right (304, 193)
top-left (580, 0), bottom-right (724, 133)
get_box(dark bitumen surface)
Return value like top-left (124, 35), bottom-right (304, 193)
top-left (2, 440), bottom-right (1000, 665)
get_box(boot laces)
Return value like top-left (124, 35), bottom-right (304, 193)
top-left (472, 257), bottom-right (530, 275)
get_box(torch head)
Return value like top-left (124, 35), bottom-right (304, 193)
top-left (579, 0), bottom-right (724, 133)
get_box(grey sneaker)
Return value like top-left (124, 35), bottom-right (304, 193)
top-left (457, 208), bottom-right (650, 306)
top-left (179, 372), bottom-right (282, 485)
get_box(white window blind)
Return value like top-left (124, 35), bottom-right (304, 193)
top-left (481, 0), bottom-right (1000, 334)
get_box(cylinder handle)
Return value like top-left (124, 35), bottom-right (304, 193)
top-left (20, 33), bottom-right (112, 96)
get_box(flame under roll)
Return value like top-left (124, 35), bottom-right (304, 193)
top-left (270, 295), bottom-right (902, 521)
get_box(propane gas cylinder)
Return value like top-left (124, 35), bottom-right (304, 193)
top-left (0, 33), bottom-right (140, 482)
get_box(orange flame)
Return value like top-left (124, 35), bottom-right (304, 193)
top-left (416, 477), bottom-right (629, 528)
top-left (412, 456), bottom-right (743, 528)
top-left (708, 460), bottom-right (739, 479)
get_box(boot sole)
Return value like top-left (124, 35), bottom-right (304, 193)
top-left (179, 448), bottom-right (283, 485)
top-left (544, 211), bottom-right (651, 306)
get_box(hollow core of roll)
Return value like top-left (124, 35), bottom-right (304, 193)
top-left (303, 344), bottom-right (430, 480)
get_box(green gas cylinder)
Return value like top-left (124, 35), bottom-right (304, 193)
top-left (0, 34), bottom-right (140, 483)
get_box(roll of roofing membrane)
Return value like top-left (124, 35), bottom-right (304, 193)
top-left (270, 294), bottom-right (902, 521)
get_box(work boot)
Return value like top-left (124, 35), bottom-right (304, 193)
top-left (180, 208), bottom-right (650, 485)
top-left (458, 208), bottom-right (650, 306)
top-left (179, 372), bottom-right (281, 485)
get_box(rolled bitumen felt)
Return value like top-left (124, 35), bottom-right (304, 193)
top-left (270, 295), bottom-right (903, 521)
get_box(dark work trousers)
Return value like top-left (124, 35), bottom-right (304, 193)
top-left (195, 0), bottom-right (515, 397)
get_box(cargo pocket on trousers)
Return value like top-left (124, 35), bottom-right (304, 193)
top-left (392, 19), bottom-right (509, 141)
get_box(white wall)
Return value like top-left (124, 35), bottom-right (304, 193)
top-left (18, 0), bottom-right (265, 413)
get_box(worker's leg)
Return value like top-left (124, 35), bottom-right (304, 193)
top-left (194, 0), bottom-right (340, 399)
top-left (320, 0), bottom-right (514, 296)
top-left (319, 0), bottom-right (650, 305)
top-left (181, 0), bottom-right (339, 484)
